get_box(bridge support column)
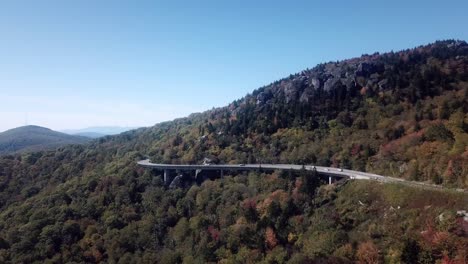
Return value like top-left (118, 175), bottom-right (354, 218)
top-left (195, 169), bottom-right (203, 184)
top-left (164, 170), bottom-right (169, 184)
top-left (220, 170), bottom-right (224, 178)
top-left (164, 169), bottom-right (173, 185)
top-left (329, 176), bottom-right (332, 185)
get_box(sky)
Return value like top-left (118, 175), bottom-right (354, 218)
top-left (0, 0), bottom-right (467, 132)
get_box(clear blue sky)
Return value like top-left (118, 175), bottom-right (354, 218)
top-left (1, 0), bottom-right (467, 132)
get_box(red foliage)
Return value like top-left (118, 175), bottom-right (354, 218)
top-left (443, 160), bottom-right (454, 180)
top-left (292, 179), bottom-right (304, 202)
top-left (421, 220), bottom-right (437, 246)
top-left (91, 248), bottom-right (103, 263)
top-left (442, 254), bottom-right (455, 264)
top-left (432, 231), bottom-right (450, 247)
top-left (453, 243), bottom-right (468, 264)
top-left (83, 247), bottom-right (103, 263)
top-left (351, 144), bottom-right (362, 156)
top-left (241, 198), bottom-right (257, 211)
top-left (207, 226), bottom-right (220, 242)
top-left (136, 167), bottom-right (145, 175)
top-left (360, 87), bottom-right (367, 96)
top-left (420, 220), bottom-right (452, 250)
top-left (259, 190), bottom-right (289, 213)
top-left (380, 130), bottom-right (423, 157)
top-left (265, 227), bottom-right (278, 249)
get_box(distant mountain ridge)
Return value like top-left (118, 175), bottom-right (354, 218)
top-left (73, 132), bottom-right (106, 138)
top-left (0, 125), bottom-right (90, 155)
top-left (61, 126), bottom-right (138, 137)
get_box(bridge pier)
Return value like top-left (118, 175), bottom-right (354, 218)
top-left (220, 170), bottom-right (224, 178)
top-left (195, 169), bottom-right (205, 184)
top-left (164, 169), bottom-right (174, 185)
top-left (164, 169), bottom-right (169, 184)
top-left (329, 176), bottom-right (332, 185)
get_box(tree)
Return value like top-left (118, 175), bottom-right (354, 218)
top-left (425, 124), bottom-right (454, 142)
top-left (300, 167), bottom-right (320, 197)
top-left (357, 241), bottom-right (380, 264)
top-left (265, 227), bottom-right (278, 249)
top-left (409, 160), bottom-right (421, 181)
top-left (438, 100), bottom-right (450, 120)
top-left (401, 239), bottom-right (420, 264)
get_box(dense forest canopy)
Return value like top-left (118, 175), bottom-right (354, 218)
top-left (0, 40), bottom-right (467, 263)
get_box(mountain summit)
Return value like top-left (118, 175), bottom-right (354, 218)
top-left (0, 125), bottom-right (90, 155)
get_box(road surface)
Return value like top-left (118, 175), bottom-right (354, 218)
top-left (137, 159), bottom-right (464, 191)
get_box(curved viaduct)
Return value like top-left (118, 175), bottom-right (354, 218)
top-left (136, 159), bottom-right (457, 191)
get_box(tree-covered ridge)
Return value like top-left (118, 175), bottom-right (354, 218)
top-left (0, 125), bottom-right (90, 155)
top-left (145, 40), bottom-right (468, 188)
top-left (0, 40), bottom-right (467, 263)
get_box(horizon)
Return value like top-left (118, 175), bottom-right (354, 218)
top-left (0, 124), bottom-right (139, 135)
top-left (1, 1), bottom-right (467, 132)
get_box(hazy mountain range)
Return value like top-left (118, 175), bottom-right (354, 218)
top-left (0, 126), bottom-right (139, 155)
top-left (61, 126), bottom-right (138, 138)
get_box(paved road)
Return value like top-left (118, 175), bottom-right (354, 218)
top-left (137, 159), bottom-right (464, 192)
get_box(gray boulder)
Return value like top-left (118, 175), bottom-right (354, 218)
top-left (169, 175), bottom-right (184, 189)
top-left (324, 77), bottom-right (342, 91)
top-left (311, 78), bottom-right (321, 89)
top-left (356, 62), bottom-right (384, 77)
top-left (299, 87), bottom-right (314, 103)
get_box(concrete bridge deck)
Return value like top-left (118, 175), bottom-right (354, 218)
top-left (137, 160), bottom-right (466, 192)
top-left (137, 159), bottom-right (401, 181)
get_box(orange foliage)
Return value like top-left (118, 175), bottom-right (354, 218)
top-left (265, 227), bottom-right (278, 249)
top-left (257, 189), bottom-right (289, 216)
top-left (432, 231), bottom-right (450, 247)
top-left (241, 198), bottom-right (257, 210)
top-left (380, 130), bottom-right (423, 157)
top-left (420, 220), bottom-right (452, 250)
top-left (360, 87), bottom-right (368, 95)
top-left (292, 178), bottom-right (305, 202)
top-left (356, 241), bottom-right (379, 264)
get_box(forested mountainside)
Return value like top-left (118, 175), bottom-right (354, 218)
top-left (0, 126), bottom-right (90, 155)
top-left (0, 40), bottom-right (467, 263)
top-left (145, 39), bottom-right (468, 188)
